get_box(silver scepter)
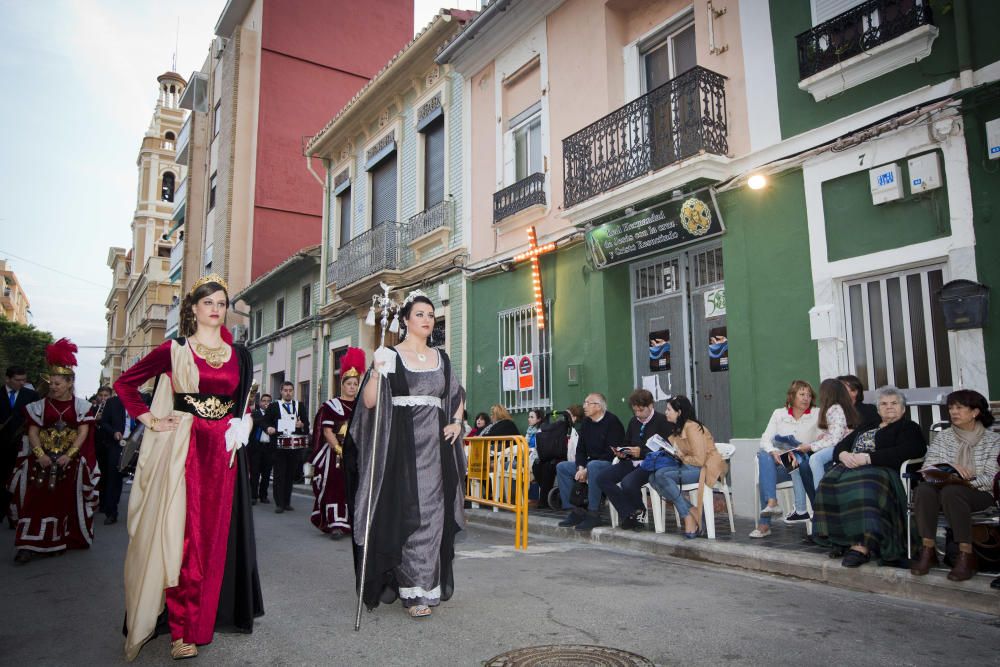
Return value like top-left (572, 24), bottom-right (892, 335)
top-left (355, 282), bottom-right (397, 631)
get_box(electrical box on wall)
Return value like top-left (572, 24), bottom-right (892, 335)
top-left (808, 304), bottom-right (837, 340)
top-left (907, 153), bottom-right (942, 193)
top-left (986, 118), bottom-right (1000, 160)
top-left (869, 163), bottom-right (903, 205)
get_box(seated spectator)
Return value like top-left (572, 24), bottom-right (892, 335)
top-left (751, 380), bottom-right (820, 538)
top-left (468, 412), bottom-right (491, 438)
top-left (645, 396), bottom-right (726, 538)
top-left (525, 409), bottom-right (545, 448)
top-left (791, 379), bottom-right (859, 502)
top-left (837, 374), bottom-right (879, 428)
top-left (596, 389), bottom-right (673, 530)
top-left (532, 410), bottom-right (573, 509)
top-left (556, 393), bottom-right (625, 532)
top-left (565, 404), bottom-right (583, 463)
top-left (813, 386), bottom-right (927, 567)
top-left (479, 405), bottom-right (519, 437)
top-left (911, 389), bottom-right (999, 581)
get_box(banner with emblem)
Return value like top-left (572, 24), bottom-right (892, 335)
top-left (584, 188), bottom-right (725, 269)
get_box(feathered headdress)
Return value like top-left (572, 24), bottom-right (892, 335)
top-left (340, 347), bottom-right (366, 380)
top-left (46, 338), bottom-right (79, 377)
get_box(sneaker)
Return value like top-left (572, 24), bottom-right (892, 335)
top-left (558, 510), bottom-right (585, 527)
top-left (748, 526), bottom-right (772, 538)
top-left (620, 509), bottom-right (644, 531)
top-left (760, 504), bottom-right (783, 517)
top-left (784, 511), bottom-right (811, 524)
top-left (575, 513), bottom-right (601, 531)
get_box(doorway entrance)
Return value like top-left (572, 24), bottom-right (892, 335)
top-left (630, 243), bottom-right (731, 442)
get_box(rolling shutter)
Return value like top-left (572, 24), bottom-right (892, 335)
top-left (370, 153), bottom-right (397, 226)
top-left (423, 116), bottom-right (445, 208)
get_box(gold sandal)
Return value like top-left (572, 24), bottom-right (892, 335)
top-left (171, 639), bottom-right (198, 660)
top-left (407, 604), bottom-right (432, 618)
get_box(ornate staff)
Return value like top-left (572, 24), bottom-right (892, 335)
top-left (355, 282), bottom-right (397, 631)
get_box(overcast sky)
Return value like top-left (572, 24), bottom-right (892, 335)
top-left (0, 1), bottom-right (478, 397)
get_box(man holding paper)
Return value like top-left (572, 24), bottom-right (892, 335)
top-left (596, 389), bottom-right (673, 530)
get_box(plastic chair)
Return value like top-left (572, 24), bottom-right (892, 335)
top-left (639, 443), bottom-right (736, 539)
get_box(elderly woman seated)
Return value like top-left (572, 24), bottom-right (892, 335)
top-left (911, 389), bottom-right (999, 581)
top-left (813, 386), bottom-right (926, 567)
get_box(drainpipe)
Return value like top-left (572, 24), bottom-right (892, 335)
top-left (305, 154), bottom-right (329, 408)
top-left (953, 0), bottom-right (974, 89)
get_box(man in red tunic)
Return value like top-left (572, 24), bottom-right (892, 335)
top-left (309, 348), bottom-right (364, 536)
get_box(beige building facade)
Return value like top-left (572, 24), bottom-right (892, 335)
top-left (103, 72), bottom-right (187, 379)
top-left (0, 259), bottom-right (30, 325)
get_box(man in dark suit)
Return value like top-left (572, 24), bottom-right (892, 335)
top-left (97, 390), bottom-right (128, 524)
top-left (248, 393), bottom-right (274, 505)
top-left (1, 366), bottom-right (39, 528)
top-left (265, 382), bottom-right (309, 513)
top-left (92, 386), bottom-right (113, 505)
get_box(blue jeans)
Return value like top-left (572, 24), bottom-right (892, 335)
top-left (649, 461), bottom-right (702, 518)
top-left (809, 447), bottom-right (835, 490)
top-left (557, 459), bottom-right (613, 511)
top-left (757, 450), bottom-right (807, 526)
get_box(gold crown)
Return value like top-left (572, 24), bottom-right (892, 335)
top-left (189, 273), bottom-right (229, 296)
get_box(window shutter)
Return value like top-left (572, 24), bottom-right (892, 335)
top-left (338, 188), bottom-right (352, 247)
top-left (370, 153), bottom-right (397, 227)
top-left (423, 117), bottom-right (445, 208)
top-left (812, 0), bottom-right (866, 25)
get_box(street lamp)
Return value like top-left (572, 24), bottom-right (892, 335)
top-left (747, 174), bottom-right (767, 190)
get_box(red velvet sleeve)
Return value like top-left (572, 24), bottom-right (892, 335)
top-left (114, 341), bottom-right (173, 418)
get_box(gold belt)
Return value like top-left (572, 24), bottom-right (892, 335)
top-left (174, 393), bottom-right (235, 420)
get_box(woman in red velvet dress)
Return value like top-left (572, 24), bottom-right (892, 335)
top-left (309, 347), bottom-right (364, 536)
top-left (116, 275), bottom-right (262, 661)
top-left (9, 338), bottom-right (99, 563)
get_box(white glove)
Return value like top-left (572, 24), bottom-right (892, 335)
top-left (225, 415), bottom-right (253, 454)
top-left (373, 346), bottom-right (396, 377)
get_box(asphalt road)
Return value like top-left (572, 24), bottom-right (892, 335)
top-left (2, 485), bottom-right (998, 666)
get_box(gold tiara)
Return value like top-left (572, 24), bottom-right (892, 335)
top-left (189, 273), bottom-right (229, 296)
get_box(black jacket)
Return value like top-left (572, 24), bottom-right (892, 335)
top-left (624, 412), bottom-right (675, 460)
top-left (832, 417), bottom-right (926, 470)
top-left (575, 411), bottom-right (626, 467)
top-left (265, 400), bottom-right (310, 436)
top-left (0, 385), bottom-right (39, 447)
top-left (854, 400), bottom-right (880, 429)
top-left (249, 408), bottom-right (271, 446)
top-left (483, 419), bottom-right (519, 437)
top-left (98, 395), bottom-right (127, 444)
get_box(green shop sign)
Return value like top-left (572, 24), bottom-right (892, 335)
top-left (585, 190), bottom-right (724, 268)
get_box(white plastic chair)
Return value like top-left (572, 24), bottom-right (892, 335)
top-left (640, 442), bottom-right (736, 539)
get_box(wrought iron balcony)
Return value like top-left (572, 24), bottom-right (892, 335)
top-left (328, 221), bottom-right (404, 287)
top-left (406, 198), bottom-right (454, 242)
top-left (493, 172), bottom-right (546, 223)
top-left (796, 0), bottom-right (933, 80)
top-left (562, 66), bottom-right (728, 209)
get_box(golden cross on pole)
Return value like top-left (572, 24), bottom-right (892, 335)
top-left (512, 226), bottom-right (556, 329)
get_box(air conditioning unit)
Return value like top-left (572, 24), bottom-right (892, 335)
top-left (214, 37), bottom-right (228, 60)
top-left (230, 324), bottom-right (248, 342)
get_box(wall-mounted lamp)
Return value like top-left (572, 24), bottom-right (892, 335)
top-left (747, 174), bottom-right (767, 190)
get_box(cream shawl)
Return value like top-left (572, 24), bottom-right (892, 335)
top-left (123, 341), bottom-right (199, 661)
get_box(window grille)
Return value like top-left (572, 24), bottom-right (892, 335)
top-left (498, 300), bottom-right (552, 412)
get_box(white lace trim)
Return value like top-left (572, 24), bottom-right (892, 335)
top-left (399, 585), bottom-right (441, 600)
top-left (391, 396), bottom-right (442, 409)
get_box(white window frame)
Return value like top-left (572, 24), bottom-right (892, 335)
top-left (508, 109), bottom-right (542, 185)
top-left (498, 300), bottom-right (552, 413)
top-left (623, 6), bottom-right (695, 101)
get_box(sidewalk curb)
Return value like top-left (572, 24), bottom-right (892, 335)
top-left (465, 509), bottom-right (1000, 617)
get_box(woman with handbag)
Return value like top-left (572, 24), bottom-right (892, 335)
top-left (645, 396), bottom-right (726, 538)
top-left (911, 389), bottom-right (999, 581)
top-left (115, 275), bottom-right (263, 661)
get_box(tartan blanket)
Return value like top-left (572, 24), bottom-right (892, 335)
top-left (813, 464), bottom-right (910, 563)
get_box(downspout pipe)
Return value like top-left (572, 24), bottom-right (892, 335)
top-left (305, 154), bottom-right (330, 409)
top-left (953, 0), bottom-right (974, 89)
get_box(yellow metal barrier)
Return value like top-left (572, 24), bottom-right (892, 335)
top-left (464, 435), bottom-right (529, 549)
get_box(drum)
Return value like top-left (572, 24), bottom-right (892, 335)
top-left (277, 435), bottom-right (309, 450)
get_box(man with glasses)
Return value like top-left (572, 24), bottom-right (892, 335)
top-left (597, 389), bottom-right (673, 530)
top-left (556, 393), bottom-right (625, 531)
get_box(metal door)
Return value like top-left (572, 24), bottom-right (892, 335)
top-left (688, 245), bottom-right (731, 443)
top-left (630, 256), bottom-right (689, 409)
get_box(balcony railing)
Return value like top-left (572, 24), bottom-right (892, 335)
top-left (176, 116), bottom-right (192, 165)
top-left (406, 199), bottom-right (454, 242)
top-left (796, 0), bottom-right (933, 80)
top-left (493, 172), bottom-right (546, 223)
top-left (328, 221), bottom-right (404, 287)
top-left (165, 302), bottom-right (180, 335)
top-left (562, 66), bottom-right (728, 209)
top-left (172, 179), bottom-right (187, 222)
top-left (169, 238), bottom-right (184, 278)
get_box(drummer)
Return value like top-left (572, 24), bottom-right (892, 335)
top-left (264, 381), bottom-right (310, 514)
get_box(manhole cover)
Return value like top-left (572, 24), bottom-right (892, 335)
top-left (484, 644), bottom-right (653, 666)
